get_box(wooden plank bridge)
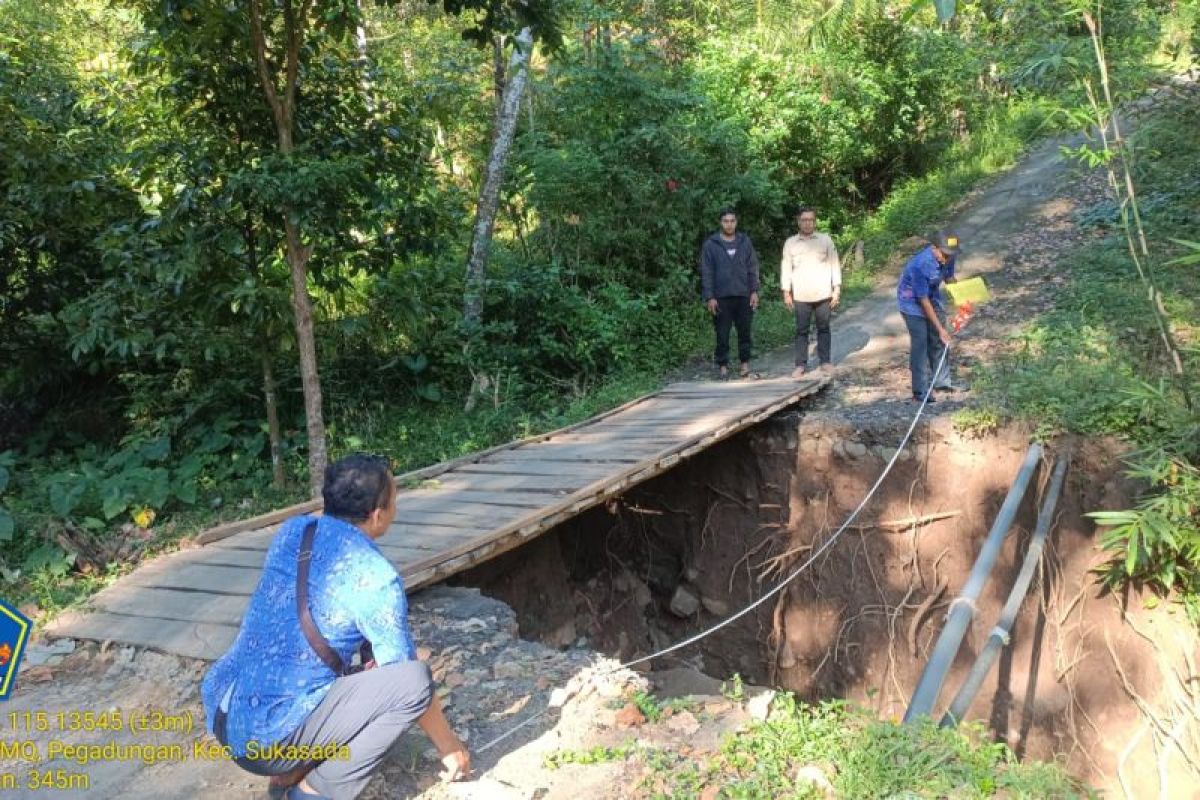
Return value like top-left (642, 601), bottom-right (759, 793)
top-left (47, 375), bottom-right (827, 660)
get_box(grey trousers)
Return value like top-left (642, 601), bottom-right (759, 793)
top-left (235, 660), bottom-right (433, 800)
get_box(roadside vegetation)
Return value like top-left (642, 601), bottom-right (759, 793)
top-left (966, 55), bottom-right (1200, 623)
top-left (545, 693), bottom-right (1086, 798)
top-left (5, 0), bottom-right (1165, 614)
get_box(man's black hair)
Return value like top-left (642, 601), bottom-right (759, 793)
top-left (718, 207), bottom-right (737, 220)
top-left (796, 205), bottom-right (816, 218)
top-left (323, 454), bottom-right (393, 522)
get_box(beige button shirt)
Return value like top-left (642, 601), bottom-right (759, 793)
top-left (780, 232), bottom-right (841, 303)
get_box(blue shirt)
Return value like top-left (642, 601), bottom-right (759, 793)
top-left (897, 246), bottom-right (956, 317)
top-left (201, 515), bottom-right (417, 755)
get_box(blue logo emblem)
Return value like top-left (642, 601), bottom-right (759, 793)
top-left (0, 598), bottom-right (32, 700)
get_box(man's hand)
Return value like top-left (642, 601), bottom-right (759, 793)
top-left (439, 749), bottom-right (471, 782)
top-left (830, 289), bottom-right (841, 310)
top-left (750, 292), bottom-right (759, 311)
top-left (783, 291), bottom-right (793, 311)
top-left (706, 298), bottom-right (718, 315)
top-left (939, 328), bottom-right (952, 347)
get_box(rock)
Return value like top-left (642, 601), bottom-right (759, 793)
top-left (669, 585), bottom-right (701, 617)
top-left (493, 661), bottom-right (525, 680)
top-left (614, 569), bottom-right (654, 609)
top-left (444, 777), bottom-right (525, 799)
top-left (793, 765), bottom-right (836, 797)
top-left (700, 596), bottom-right (729, 616)
top-left (23, 638), bottom-right (76, 667)
top-left (445, 672), bottom-right (467, 688)
top-left (543, 619), bottom-right (577, 649)
top-left (684, 566), bottom-right (700, 583)
top-left (844, 441), bottom-right (868, 458)
top-left (832, 440), bottom-right (846, 457)
top-left (615, 703), bottom-right (646, 728)
top-left (664, 710), bottom-right (700, 736)
top-left (17, 665), bottom-right (53, 683)
top-left (746, 690), bottom-right (775, 720)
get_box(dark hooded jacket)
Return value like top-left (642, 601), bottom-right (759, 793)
top-left (699, 232), bottom-right (760, 301)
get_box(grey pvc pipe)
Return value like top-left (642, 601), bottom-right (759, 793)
top-left (903, 442), bottom-right (1044, 723)
top-left (939, 455), bottom-right (1069, 728)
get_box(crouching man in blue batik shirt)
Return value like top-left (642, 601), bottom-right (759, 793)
top-left (896, 230), bottom-right (963, 402)
top-left (202, 454), bottom-right (469, 800)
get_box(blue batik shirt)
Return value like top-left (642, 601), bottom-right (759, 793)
top-left (897, 245), bottom-right (956, 317)
top-left (201, 514), bottom-right (417, 755)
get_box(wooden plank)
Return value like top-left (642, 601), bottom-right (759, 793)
top-left (485, 444), bottom-right (653, 461)
top-left (397, 489), bottom-right (553, 509)
top-left (124, 563), bottom-right (263, 595)
top-left (387, 520), bottom-right (490, 538)
top-left (377, 530), bottom-right (480, 553)
top-left (89, 585), bottom-right (252, 627)
top-left (178, 548), bottom-right (269, 569)
top-left (395, 506), bottom-right (533, 529)
top-left (453, 462), bottom-right (616, 478)
top-left (404, 473), bottom-right (590, 493)
top-left (207, 528), bottom-right (277, 550)
top-left (47, 610), bottom-right (236, 661)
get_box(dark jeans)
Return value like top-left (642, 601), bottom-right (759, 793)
top-left (903, 312), bottom-right (948, 398)
top-left (794, 299), bottom-right (832, 367)
top-left (222, 660), bottom-right (434, 800)
top-left (713, 295), bottom-right (753, 366)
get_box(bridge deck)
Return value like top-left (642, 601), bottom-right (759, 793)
top-left (47, 375), bottom-right (827, 660)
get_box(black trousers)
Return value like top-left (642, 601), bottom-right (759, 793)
top-left (713, 295), bottom-right (753, 366)
top-left (794, 298), bottom-right (832, 367)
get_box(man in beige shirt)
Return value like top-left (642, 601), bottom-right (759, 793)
top-left (781, 206), bottom-right (841, 379)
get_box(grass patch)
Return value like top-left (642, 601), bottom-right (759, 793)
top-left (630, 695), bottom-right (1086, 798)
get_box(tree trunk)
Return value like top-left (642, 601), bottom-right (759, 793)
top-left (285, 218), bottom-right (327, 496)
top-left (261, 349), bottom-right (286, 488)
top-left (250, 0), bottom-right (328, 496)
top-left (463, 27), bottom-right (533, 411)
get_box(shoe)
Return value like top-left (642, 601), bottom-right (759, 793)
top-left (912, 393), bottom-right (937, 403)
top-left (791, 367), bottom-right (808, 379)
top-left (934, 382), bottom-right (969, 392)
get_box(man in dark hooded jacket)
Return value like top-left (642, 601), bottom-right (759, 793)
top-left (699, 208), bottom-right (760, 378)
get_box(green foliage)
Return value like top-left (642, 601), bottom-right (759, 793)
top-left (544, 741), bottom-right (640, 769)
top-left (643, 696), bottom-right (1085, 798)
top-left (951, 405), bottom-right (1003, 438)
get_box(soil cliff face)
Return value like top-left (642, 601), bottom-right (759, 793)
top-left (460, 410), bottom-right (1197, 795)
